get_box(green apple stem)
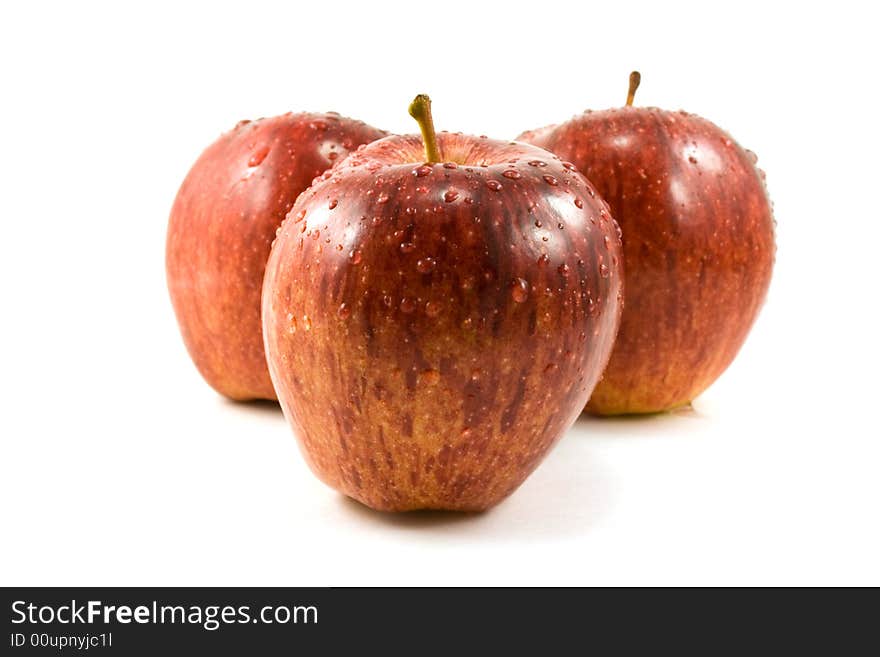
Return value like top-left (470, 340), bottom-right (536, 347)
top-left (626, 71), bottom-right (641, 106)
top-left (408, 94), bottom-right (442, 163)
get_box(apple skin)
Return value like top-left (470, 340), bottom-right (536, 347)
top-left (166, 112), bottom-right (387, 400)
top-left (519, 108), bottom-right (775, 414)
top-left (262, 133), bottom-right (623, 511)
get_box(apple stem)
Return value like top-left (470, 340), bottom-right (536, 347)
top-left (408, 94), bottom-right (442, 163)
top-left (626, 71), bottom-right (641, 106)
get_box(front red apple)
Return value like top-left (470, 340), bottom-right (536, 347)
top-left (262, 101), bottom-right (623, 511)
top-left (167, 112), bottom-right (386, 401)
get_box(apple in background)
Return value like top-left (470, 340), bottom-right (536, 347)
top-left (519, 72), bottom-right (775, 415)
top-left (167, 112), bottom-right (387, 400)
top-left (262, 96), bottom-right (623, 511)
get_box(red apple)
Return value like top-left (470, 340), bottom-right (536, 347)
top-left (262, 96), bottom-right (623, 511)
top-left (519, 73), bottom-right (775, 415)
top-left (167, 112), bottom-right (386, 400)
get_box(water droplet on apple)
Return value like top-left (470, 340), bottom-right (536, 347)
top-left (416, 257), bottom-right (436, 273)
top-left (248, 146), bottom-right (270, 167)
top-left (574, 198), bottom-right (584, 209)
top-left (688, 156), bottom-right (698, 164)
top-left (302, 315), bottom-right (312, 331)
top-left (400, 297), bottom-right (417, 313)
top-left (337, 303), bottom-right (351, 319)
top-left (511, 278), bottom-right (530, 303)
top-left (562, 162), bottom-right (577, 171)
top-left (543, 174), bottom-right (559, 186)
top-left (400, 242), bottom-right (415, 254)
top-left (414, 165), bottom-right (432, 177)
top-left (328, 199), bottom-right (338, 209)
top-left (527, 160), bottom-right (547, 167)
top-left (425, 301), bottom-right (441, 317)
top-left (599, 264), bottom-right (610, 278)
top-left (443, 162), bottom-right (458, 169)
top-left (405, 207), bottom-right (417, 215)
top-left (558, 263), bottom-right (570, 276)
top-left (350, 250), bottom-right (362, 265)
top-left (537, 254), bottom-right (550, 266)
top-left (376, 192), bottom-right (389, 204)
top-left (745, 149), bottom-right (758, 164)
top-left (502, 170), bottom-right (521, 180)
top-left (486, 180), bottom-right (503, 192)
top-left (444, 190), bottom-right (459, 203)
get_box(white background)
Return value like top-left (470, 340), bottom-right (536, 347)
top-left (1, 0), bottom-right (878, 586)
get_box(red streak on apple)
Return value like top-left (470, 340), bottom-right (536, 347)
top-left (262, 132), bottom-right (623, 511)
top-left (166, 112), bottom-right (386, 400)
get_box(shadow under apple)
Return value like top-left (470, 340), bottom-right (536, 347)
top-left (220, 397), bottom-right (284, 420)
top-left (574, 402), bottom-right (709, 438)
